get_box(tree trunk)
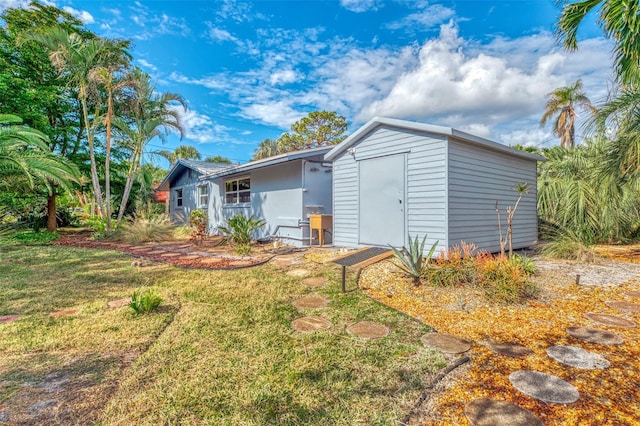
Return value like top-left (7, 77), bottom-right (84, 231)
top-left (81, 96), bottom-right (105, 218)
top-left (105, 90), bottom-right (113, 231)
top-left (47, 192), bottom-right (57, 232)
top-left (117, 149), bottom-right (142, 224)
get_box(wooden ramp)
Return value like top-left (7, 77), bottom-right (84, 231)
top-left (333, 247), bottom-right (393, 292)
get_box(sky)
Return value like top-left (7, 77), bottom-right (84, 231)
top-left (1, 0), bottom-right (614, 164)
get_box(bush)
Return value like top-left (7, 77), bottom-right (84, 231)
top-left (219, 214), bottom-right (266, 255)
top-left (12, 230), bottom-right (59, 244)
top-left (129, 287), bottom-right (162, 314)
top-left (189, 209), bottom-right (208, 245)
top-left (390, 234), bottom-right (439, 285)
top-left (542, 237), bottom-right (596, 262)
top-left (118, 213), bottom-right (174, 244)
top-left (429, 242), bottom-right (477, 287)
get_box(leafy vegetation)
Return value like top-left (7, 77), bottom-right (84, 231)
top-left (390, 234), bottom-right (439, 285)
top-left (188, 209), bottom-right (208, 245)
top-left (11, 230), bottom-right (59, 244)
top-left (117, 214), bottom-right (174, 244)
top-left (218, 213), bottom-right (266, 255)
top-left (129, 287), bottom-right (163, 314)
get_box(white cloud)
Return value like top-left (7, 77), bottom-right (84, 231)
top-left (269, 69), bottom-right (297, 85)
top-left (62, 6), bottom-right (94, 24)
top-left (129, 2), bottom-right (190, 40)
top-left (0, 0), bottom-right (29, 12)
top-left (137, 59), bottom-right (157, 72)
top-left (340, 0), bottom-right (380, 13)
top-left (385, 5), bottom-right (456, 31)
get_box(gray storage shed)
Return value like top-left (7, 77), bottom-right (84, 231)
top-left (324, 117), bottom-right (544, 253)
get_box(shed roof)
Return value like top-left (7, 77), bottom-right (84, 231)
top-left (324, 116), bottom-right (545, 162)
top-left (157, 159), bottom-right (233, 191)
top-left (202, 146), bottom-right (332, 179)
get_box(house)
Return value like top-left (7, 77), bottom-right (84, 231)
top-left (324, 117), bottom-right (544, 253)
top-left (158, 147), bottom-right (333, 246)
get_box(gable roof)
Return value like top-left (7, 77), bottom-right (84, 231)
top-left (157, 159), bottom-right (233, 191)
top-left (324, 116), bottom-right (545, 162)
top-left (202, 146), bottom-right (332, 180)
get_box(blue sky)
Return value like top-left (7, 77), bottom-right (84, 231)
top-left (3, 0), bottom-right (613, 164)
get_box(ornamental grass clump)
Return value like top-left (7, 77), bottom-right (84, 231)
top-left (129, 287), bottom-right (163, 314)
top-left (118, 213), bottom-right (173, 244)
top-left (390, 234), bottom-right (439, 285)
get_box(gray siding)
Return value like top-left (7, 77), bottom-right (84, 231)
top-left (332, 126), bottom-right (447, 250)
top-left (302, 159), bottom-right (333, 242)
top-left (447, 138), bottom-right (538, 252)
top-left (169, 169), bottom-right (204, 224)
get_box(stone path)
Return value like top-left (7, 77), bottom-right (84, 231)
top-left (465, 398), bottom-right (543, 426)
top-left (292, 295), bottom-right (329, 309)
top-left (291, 316), bottom-right (332, 332)
top-left (508, 371), bottom-right (580, 404)
top-left (346, 321), bottom-right (389, 339)
top-left (546, 345), bottom-right (610, 369)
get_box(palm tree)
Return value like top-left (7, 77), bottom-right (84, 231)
top-left (204, 155), bottom-right (232, 164)
top-left (0, 114), bottom-right (79, 231)
top-left (540, 79), bottom-right (594, 149)
top-left (114, 68), bottom-right (186, 223)
top-left (252, 138), bottom-right (281, 160)
top-left (557, 0), bottom-right (640, 86)
top-left (30, 27), bottom-right (119, 219)
top-left (158, 144), bottom-right (201, 166)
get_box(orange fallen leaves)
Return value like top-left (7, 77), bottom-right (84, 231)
top-left (360, 261), bottom-right (640, 425)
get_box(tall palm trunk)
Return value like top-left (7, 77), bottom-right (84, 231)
top-left (104, 88), bottom-right (113, 231)
top-left (81, 91), bottom-right (104, 218)
top-left (116, 147), bottom-right (142, 223)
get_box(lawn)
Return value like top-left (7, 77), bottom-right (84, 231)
top-left (0, 237), bottom-right (446, 425)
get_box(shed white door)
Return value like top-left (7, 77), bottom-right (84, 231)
top-left (358, 154), bottom-right (405, 247)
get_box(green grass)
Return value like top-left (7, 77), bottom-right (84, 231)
top-left (0, 238), bottom-right (446, 425)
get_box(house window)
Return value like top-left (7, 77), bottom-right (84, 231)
top-left (198, 185), bottom-right (209, 207)
top-left (225, 177), bottom-right (251, 204)
top-left (175, 189), bottom-right (183, 207)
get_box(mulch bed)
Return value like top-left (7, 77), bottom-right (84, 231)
top-left (52, 232), bottom-right (273, 270)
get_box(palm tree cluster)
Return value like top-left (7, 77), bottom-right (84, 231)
top-left (0, 3), bottom-right (187, 232)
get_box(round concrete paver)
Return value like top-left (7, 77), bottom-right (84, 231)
top-left (179, 255), bottom-right (201, 261)
top-left (302, 277), bottom-right (329, 288)
top-left (346, 321), bottom-right (389, 339)
top-left (584, 312), bottom-right (636, 328)
top-left (50, 308), bottom-right (79, 317)
top-left (605, 300), bottom-right (640, 313)
top-left (421, 333), bottom-right (471, 354)
top-left (465, 398), bottom-right (544, 426)
top-left (292, 316), bottom-right (332, 333)
top-left (480, 339), bottom-right (533, 358)
top-left (509, 370), bottom-right (580, 404)
top-left (0, 315), bottom-right (19, 324)
top-left (129, 246), bottom-right (153, 251)
top-left (200, 257), bottom-right (224, 264)
top-left (160, 252), bottom-right (181, 257)
top-left (287, 269), bottom-right (311, 278)
top-left (146, 250), bottom-right (166, 255)
top-left (292, 295), bottom-right (329, 309)
top-left (107, 298), bottom-right (132, 308)
top-left (625, 291), bottom-right (640, 299)
top-left (566, 326), bottom-right (624, 345)
top-left (547, 345), bottom-right (610, 369)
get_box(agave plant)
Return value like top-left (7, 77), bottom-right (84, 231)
top-left (390, 234), bottom-right (439, 285)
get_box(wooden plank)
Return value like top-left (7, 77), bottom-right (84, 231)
top-left (351, 250), bottom-right (393, 269)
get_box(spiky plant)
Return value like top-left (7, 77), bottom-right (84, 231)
top-left (390, 234), bottom-right (439, 285)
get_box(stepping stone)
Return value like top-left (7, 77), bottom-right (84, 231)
top-left (605, 300), bottom-right (640, 313)
top-left (0, 315), bottom-right (19, 324)
top-left (584, 312), bottom-right (636, 328)
top-left (302, 277), bottom-right (328, 288)
top-left (229, 260), bottom-right (254, 267)
top-left (287, 269), bottom-right (311, 278)
top-left (479, 338), bottom-right (533, 358)
top-left (50, 308), bottom-right (79, 317)
top-left (292, 316), bottom-right (332, 333)
top-left (292, 295), bottom-right (329, 309)
top-left (465, 398), bottom-right (544, 426)
top-left (179, 255), bottom-right (201, 260)
top-left (160, 252), bottom-right (181, 257)
top-left (421, 332), bottom-right (471, 354)
top-left (107, 298), bottom-right (132, 308)
top-left (547, 345), bottom-right (610, 369)
top-left (625, 291), bottom-right (640, 299)
top-left (200, 257), bottom-right (224, 264)
top-left (509, 370), bottom-right (580, 404)
top-left (146, 250), bottom-right (166, 255)
top-left (271, 259), bottom-right (293, 267)
top-left (129, 246), bottom-right (153, 251)
top-left (346, 321), bottom-right (389, 339)
top-left (566, 326), bottom-right (624, 345)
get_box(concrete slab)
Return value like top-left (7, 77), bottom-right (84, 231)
top-left (301, 277), bottom-right (329, 288)
top-left (546, 345), bottom-right (610, 369)
top-left (421, 333), bottom-right (471, 354)
top-left (292, 316), bottom-right (332, 333)
top-left (584, 312), bottom-right (635, 328)
top-left (479, 338), bottom-right (533, 358)
top-left (605, 300), bottom-right (640, 313)
top-left (346, 321), bottom-right (389, 339)
top-left (567, 326), bottom-right (624, 345)
top-left (465, 398), bottom-right (543, 426)
top-left (286, 269), bottom-right (311, 278)
top-left (292, 296), bottom-right (329, 309)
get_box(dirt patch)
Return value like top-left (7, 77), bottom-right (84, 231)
top-left (0, 352), bottom-right (139, 425)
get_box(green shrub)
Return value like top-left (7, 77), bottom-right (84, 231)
top-left (390, 234), bottom-right (439, 285)
top-left (129, 288), bottom-right (163, 314)
top-left (118, 214), bottom-right (174, 244)
top-left (542, 237), bottom-right (596, 262)
top-left (509, 253), bottom-right (536, 276)
top-left (474, 254), bottom-right (538, 303)
top-left (189, 209), bottom-right (208, 245)
top-left (12, 230), bottom-right (59, 244)
top-left (218, 214), bottom-right (266, 255)
top-left (173, 225), bottom-right (191, 239)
